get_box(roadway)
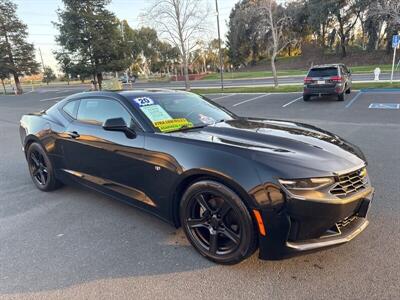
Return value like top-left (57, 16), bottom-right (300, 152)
top-left (131, 72), bottom-right (400, 89)
top-left (2, 71), bottom-right (399, 95)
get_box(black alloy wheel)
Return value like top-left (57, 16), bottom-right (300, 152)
top-left (27, 142), bottom-right (61, 191)
top-left (180, 180), bottom-right (257, 264)
top-left (29, 150), bottom-right (48, 186)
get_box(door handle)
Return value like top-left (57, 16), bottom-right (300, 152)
top-left (67, 131), bottom-right (80, 139)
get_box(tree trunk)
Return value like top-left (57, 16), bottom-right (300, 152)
top-left (182, 56), bottom-right (190, 90)
top-left (340, 35), bottom-right (347, 57)
top-left (321, 24), bottom-right (326, 48)
top-left (13, 73), bottom-right (23, 94)
top-left (1, 79), bottom-right (6, 95)
top-left (180, 46), bottom-right (190, 90)
top-left (92, 74), bottom-right (98, 90)
top-left (366, 18), bottom-right (378, 52)
top-left (96, 73), bottom-right (103, 90)
top-left (271, 53), bottom-right (278, 87)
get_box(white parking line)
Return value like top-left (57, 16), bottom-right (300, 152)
top-left (55, 89), bottom-right (70, 94)
top-left (282, 96), bottom-right (302, 108)
top-left (345, 91), bottom-right (362, 108)
top-left (212, 93), bottom-right (237, 100)
top-left (232, 94), bottom-right (270, 107)
top-left (39, 96), bottom-right (66, 102)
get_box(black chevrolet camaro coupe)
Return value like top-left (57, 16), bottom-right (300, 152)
top-left (20, 90), bottom-right (374, 264)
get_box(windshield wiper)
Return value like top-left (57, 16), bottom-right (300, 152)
top-left (167, 124), bottom-right (208, 133)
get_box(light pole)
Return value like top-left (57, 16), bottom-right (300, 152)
top-left (215, 0), bottom-right (224, 90)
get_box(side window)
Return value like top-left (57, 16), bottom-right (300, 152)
top-left (77, 98), bottom-right (132, 126)
top-left (63, 100), bottom-right (80, 119)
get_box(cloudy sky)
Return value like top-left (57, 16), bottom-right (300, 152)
top-left (14, 0), bottom-right (238, 72)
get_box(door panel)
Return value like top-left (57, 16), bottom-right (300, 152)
top-left (62, 121), bottom-right (159, 207)
top-left (60, 97), bottom-right (159, 210)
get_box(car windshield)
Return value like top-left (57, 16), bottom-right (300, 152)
top-left (308, 67), bottom-right (338, 77)
top-left (129, 93), bottom-right (234, 133)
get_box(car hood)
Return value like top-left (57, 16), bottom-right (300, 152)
top-left (171, 118), bottom-right (366, 176)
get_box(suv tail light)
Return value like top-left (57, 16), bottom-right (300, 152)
top-left (304, 77), bottom-right (313, 84)
top-left (330, 76), bottom-right (342, 82)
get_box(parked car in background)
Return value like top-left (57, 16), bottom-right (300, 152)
top-left (303, 64), bottom-right (352, 101)
top-left (119, 75), bottom-right (138, 84)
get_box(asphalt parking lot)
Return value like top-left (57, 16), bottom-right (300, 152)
top-left (0, 87), bottom-right (399, 299)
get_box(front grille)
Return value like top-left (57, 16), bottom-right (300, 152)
top-left (330, 168), bottom-right (368, 198)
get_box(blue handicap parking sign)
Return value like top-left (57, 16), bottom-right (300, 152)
top-left (393, 35), bottom-right (399, 48)
top-left (369, 103), bottom-right (400, 109)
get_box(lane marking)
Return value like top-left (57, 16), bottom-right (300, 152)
top-left (232, 94), bottom-right (270, 107)
top-left (39, 96), bottom-right (66, 102)
top-left (345, 91), bottom-right (362, 108)
top-left (282, 96), bottom-right (303, 108)
top-left (369, 103), bottom-right (400, 109)
top-left (23, 90), bottom-right (35, 95)
top-left (211, 93), bottom-right (237, 100)
top-left (56, 89), bottom-right (72, 94)
top-left (55, 88), bottom-right (84, 94)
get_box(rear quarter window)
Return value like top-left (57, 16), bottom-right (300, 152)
top-left (308, 67), bottom-right (338, 77)
top-left (62, 100), bottom-right (80, 119)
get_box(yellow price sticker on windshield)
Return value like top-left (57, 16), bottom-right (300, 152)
top-left (153, 118), bottom-right (193, 132)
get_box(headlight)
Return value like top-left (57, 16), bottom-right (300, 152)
top-left (279, 177), bottom-right (335, 199)
top-left (279, 177), bottom-right (334, 190)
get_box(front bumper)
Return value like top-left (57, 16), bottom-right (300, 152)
top-left (257, 187), bottom-right (374, 260)
top-left (286, 217), bottom-right (369, 251)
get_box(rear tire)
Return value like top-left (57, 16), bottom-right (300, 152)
top-left (346, 87), bottom-right (351, 94)
top-left (337, 93), bottom-right (344, 101)
top-left (26, 142), bottom-right (61, 191)
top-left (180, 180), bottom-right (257, 264)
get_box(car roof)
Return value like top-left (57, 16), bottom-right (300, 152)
top-left (59, 89), bottom-right (190, 104)
top-left (118, 89), bottom-right (189, 98)
top-left (310, 64), bottom-right (345, 69)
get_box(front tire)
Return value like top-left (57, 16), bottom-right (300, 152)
top-left (303, 95), bottom-right (310, 101)
top-left (26, 142), bottom-right (61, 191)
top-left (180, 180), bottom-right (257, 264)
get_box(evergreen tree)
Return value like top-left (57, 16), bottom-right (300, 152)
top-left (0, 0), bottom-right (39, 94)
top-left (54, 0), bottom-right (129, 90)
top-left (0, 43), bottom-right (9, 94)
top-left (42, 67), bottom-right (56, 85)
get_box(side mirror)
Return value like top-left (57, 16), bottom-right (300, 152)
top-left (103, 117), bottom-right (136, 138)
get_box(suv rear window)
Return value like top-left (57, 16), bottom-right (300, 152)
top-left (308, 67), bottom-right (338, 77)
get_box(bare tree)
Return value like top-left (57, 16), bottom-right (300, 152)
top-left (257, 0), bottom-right (294, 87)
top-left (374, 0), bottom-right (400, 25)
top-left (144, 0), bottom-right (209, 90)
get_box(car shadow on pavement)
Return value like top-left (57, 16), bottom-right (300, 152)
top-left (0, 185), bottom-right (222, 294)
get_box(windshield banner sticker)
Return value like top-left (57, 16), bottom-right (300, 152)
top-left (133, 97), bottom-right (155, 107)
top-left (140, 104), bottom-right (173, 122)
top-left (153, 118), bottom-right (193, 132)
